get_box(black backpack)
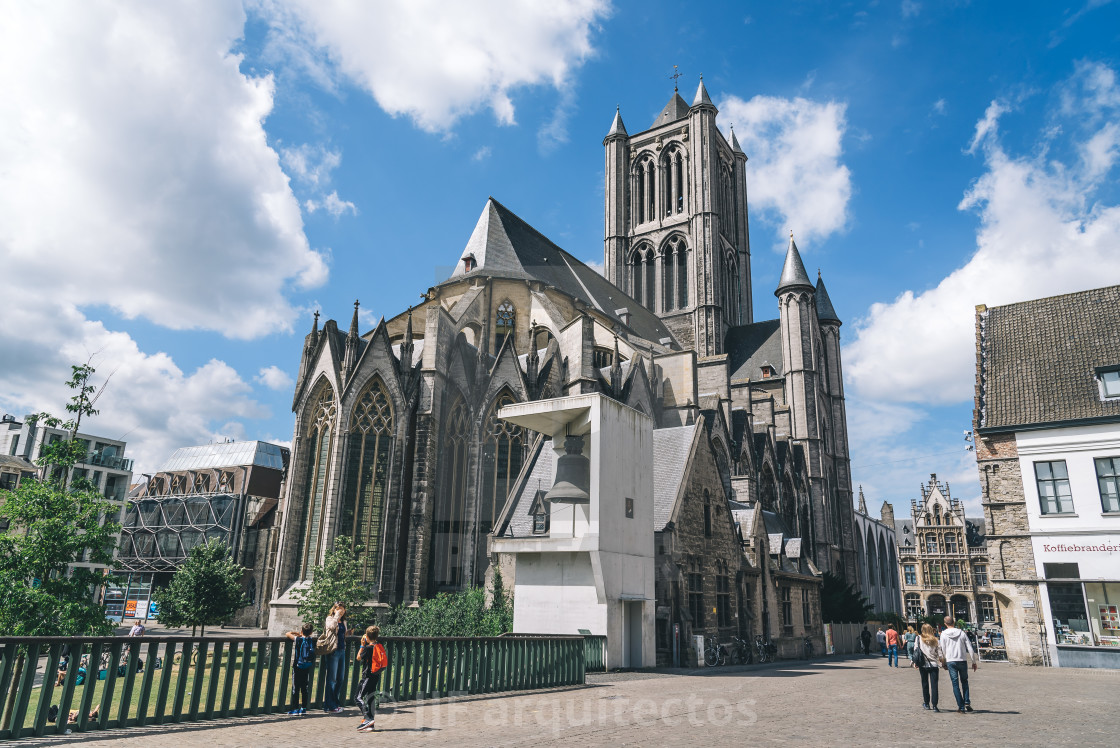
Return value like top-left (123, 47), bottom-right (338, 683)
top-left (294, 636), bottom-right (316, 670)
top-left (912, 643), bottom-right (928, 668)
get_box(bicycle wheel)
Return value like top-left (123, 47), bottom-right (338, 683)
top-left (705, 647), bottom-right (718, 667)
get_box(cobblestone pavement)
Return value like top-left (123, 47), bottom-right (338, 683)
top-left (35, 655), bottom-right (1120, 747)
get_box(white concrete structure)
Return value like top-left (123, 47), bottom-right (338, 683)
top-left (491, 393), bottom-right (655, 669)
top-left (1016, 423), bottom-right (1120, 668)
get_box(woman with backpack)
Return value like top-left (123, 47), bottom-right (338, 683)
top-left (911, 622), bottom-right (944, 712)
top-left (355, 625), bottom-right (387, 732)
top-left (286, 623), bottom-right (317, 715)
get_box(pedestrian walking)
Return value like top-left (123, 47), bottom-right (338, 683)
top-left (860, 626), bottom-right (872, 656)
top-left (286, 623), bottom-right (317, 715)
top-left (321, 603), bottom-right (349, 713)
top-left (911, 623), bottom-right (944, 712)
top-left (354, 625), bottom-right (388, 732)
top-left (939, 616), bottom-right (978, 713)
top-left (128, 619), bottom-right (146, 637)
top-left (903, 625), bottom-right (917, 660)
top-left (876, 627), bottom-right (887, 657)
top-left (885, 624), bottom-right (900, 667)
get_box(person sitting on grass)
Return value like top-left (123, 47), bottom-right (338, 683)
top-left (285, 623), bottom-right (317, 715)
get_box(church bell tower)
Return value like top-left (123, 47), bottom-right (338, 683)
top-left (603, 77), bottom-right (751, 355)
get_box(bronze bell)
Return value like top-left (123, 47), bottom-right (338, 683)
top-left (544, 434), bottom-right (590, 503)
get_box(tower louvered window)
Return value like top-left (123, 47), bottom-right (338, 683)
top-left (341, 377), bottom-right (394, 586)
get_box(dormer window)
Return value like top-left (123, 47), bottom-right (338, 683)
top-left (1097, 366), bottom-right (1120, 399)
top-left (529, 489), bottom-right (549, 535)
top-left (463, 254), bottom-right (477, 273)
top-left (761, 365), bottom-right (776, 379)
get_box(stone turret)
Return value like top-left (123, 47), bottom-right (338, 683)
top-left (342, 300), bottom-right (361, 381)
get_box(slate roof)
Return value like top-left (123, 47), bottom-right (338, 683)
top-left (448, 199), bottom-right (676, 346)
top-left (726, 319), bottom-right (783, 381)
top-left (692, 79), bottom-right (714, 108)
top-left (977, 285), bottom-right (1120, 430)
top-left (653, 425), bottom-right (697, 530)
top-left (776, 237), bottom-right (814, 294)
top-left (651, 93), bottom-right (690, 129)
top-left (815, 276), bottom-right (840, 324)
top-left (606, 108), bottom-right (627, 138)
top-left (0, 454), bottom-right (35, 473)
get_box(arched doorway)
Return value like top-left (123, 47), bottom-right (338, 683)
top-left (950, 595), bottom-right (970, 624)
top-left (927, 594), bottom-right (947, 618)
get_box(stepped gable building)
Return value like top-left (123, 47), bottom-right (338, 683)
top-left (894, 473), bottom-right (996, 627)
top-left (268, 80), bottom-right (859, 636)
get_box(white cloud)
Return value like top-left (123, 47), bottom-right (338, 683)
top-left (281, 143), bottom-right (343, 187)
top-left (472, 146), bottom-right (493, 162)
top-left (718, 95), bottom-right (851, 245)
top-left (932, 98), bottom-right (947, 116)
top-left (0, 3), bottom-right (325, 474)
top-left (304, 191), bottom-right (357, 218)
top-left (256, 365), bottom-right (295, 391)
top-left (901, 0), bottom-right (922, 18)
top-left (845, 61), bottom-right (1120, 406)
top-left (0, 1), bottom-right (328, 340)
top-left (583, 258), bottom-right (605, 276)
top-left (254, 0), bottom-right (609, 132)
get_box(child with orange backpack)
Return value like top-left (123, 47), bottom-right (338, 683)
top-left (355, 625), bottom-right (387, 732)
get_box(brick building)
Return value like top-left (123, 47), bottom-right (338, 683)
top-left (268, 81), bottom-right (857, 641)
top-left (974, 286), bottom-right (1120, 667)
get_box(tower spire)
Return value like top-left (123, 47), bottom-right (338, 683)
top-left (775, 233), bottom-right (814, 295)
top-left (348, 300), bottom-right (360, 340)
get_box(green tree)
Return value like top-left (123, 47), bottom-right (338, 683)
top-left (0, 363), bottom-right (118, 728)
top-left (292, 537), bottom-right (371, 629)
top-left (820, 571), bottom-right (874, 624)
top-left (153, 539), bottom-right (246, 636)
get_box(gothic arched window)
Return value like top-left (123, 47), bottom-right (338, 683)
top-left (661, 235), bottom-right (687, 312)
top-left (629, 244), bottom-right (654, 309)
top-left (478, 390), bottom-right (526, 584)
top-left (341, 377), bottom-right (394, 585)
top-left (677, 240), bottom-right (688, 308)
top-left (495, 301), bottom-right (515, 336)
top-left (299, 382), bottom-right (337, 579)
top-left (433, 396), bottom-right (470, 589)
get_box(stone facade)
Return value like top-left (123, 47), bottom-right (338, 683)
top-left (268, 82), bottom-right (859, 637)
top-left (894, 473), bottom-right (999, 632)
top-left (852, 489), bottom-right (901, 616)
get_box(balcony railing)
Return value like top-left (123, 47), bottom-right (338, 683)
top-left (80, 452), bottom-right (133, 472)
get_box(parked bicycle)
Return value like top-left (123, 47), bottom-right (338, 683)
top-left (704, 636), bottom-right (728, 667)
top-left (803, 636), bottom-right (814, 659)
top-left (754, 635), bottom-right (775, 663)
top-left (731, 635), bottom-right (753, 665)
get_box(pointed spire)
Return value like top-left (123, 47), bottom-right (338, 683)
top-left (692, 75), bottom-right (715, 110)
top-left (347, 300), bottom-right (360, 340)
top-left (311, 310), bottom-right (320, 338)
top-left (606, 106), bottom-right (628, 139)
top-left (610, 335), bottom-right (623, 396)
top-left (815, 273), bottom-right (841, 324)
top-left (399, 306), bottom-right (415, 373)
top-left (858, 485), bottom-right (868, 515)
top-left (729, 125), bottom-right (744, 154)
top-left (775, 232), bottom-right (814, 295)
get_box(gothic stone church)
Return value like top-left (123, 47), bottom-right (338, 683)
top-left (268, 81), bottom-right (860, 655)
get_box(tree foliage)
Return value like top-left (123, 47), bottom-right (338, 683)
top-left (820, 571), bottom-right (874, 624)
top-left (381, 569), bottom-right (513, 638)
top-left (292, 537), bottom-right (372, 628)
top-left (153, 539), bottom-right (246, 636)
top-left (0, 363), bottom-right (118, 636)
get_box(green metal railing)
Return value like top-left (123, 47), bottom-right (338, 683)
top-left (0, 634), bottom-right (587, 740)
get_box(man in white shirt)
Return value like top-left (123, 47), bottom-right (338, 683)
top-left (875, 627), bottom-right (887, 657)
top-left (939, 616), bottom-right (977, 713)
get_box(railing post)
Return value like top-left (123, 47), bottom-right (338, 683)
top-left (218, 641), bottom-right (238, 717)
top-left (189, 639), bottom-right (209, 721)
top-left (8, 642), bottom-right (40, 739)
top-left (31, 642), bottom-right (63, 736)
top-left (262, 641), bottom-right (279, 714)
top-left (76, 641), bottom-right (104, 732)
top-left (115, 642), bottom-right (142, 728)
top-left (276, 640), bottom-right (293, 713)
top-left (133, 640), bottom-right (160, 727)
top-left (234, 638), bottom-right (253, 716)
top-left (170, 640), bottom-right (193, 724)
top-left (204, 640), bottom-right (225, 720)
top-left (249, 640), bottom-right (266, 716)
top-left (53, 642), bottom-right (83, 735)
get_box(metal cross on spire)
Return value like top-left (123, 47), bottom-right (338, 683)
top-left (669, 65), bottom-right (682, 91)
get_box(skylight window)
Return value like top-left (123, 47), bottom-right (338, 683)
top-left (1096, 366), bottom-right (1120, 399)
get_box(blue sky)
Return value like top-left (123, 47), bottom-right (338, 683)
top-left (2, 0), bottom-right (1119, 514)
